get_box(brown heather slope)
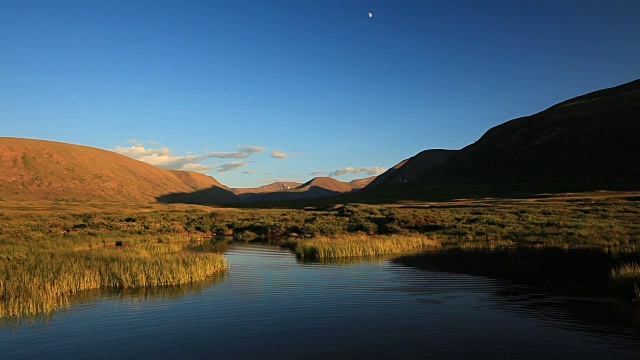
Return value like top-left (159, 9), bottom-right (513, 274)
top-left (232, 182), bottom-right (302, 195)
top-left (0, 137), bottom-right (224, 204)
top-left (232, 176), bottom-right (376, 203)
top-left (296, 177), bottom-right (355, 193)
top-left (348, 176), bottom-right (377, 189)
top-left (361, 78), bottom-right (640, 200)
top-left (167, 169), bottom-right (230, 191)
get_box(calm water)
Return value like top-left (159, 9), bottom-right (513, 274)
top-left (1, 245), bottom-right (640, 359)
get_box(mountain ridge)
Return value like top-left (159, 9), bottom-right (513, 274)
top-left (362, 78), bottom-right (640, 200)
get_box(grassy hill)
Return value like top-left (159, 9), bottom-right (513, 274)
top-left (167, 169), bottom-right (230, 192)
top-left (0, 137), bottom-right (231, 205)
top-left (233, 182), bottom-right (302, 196)
top-left (362, 78), bottom-right (640, 201)
top-left (0, 137), bottom-right (376, 206)
top-left (232, 176), bottom-right (375, 203)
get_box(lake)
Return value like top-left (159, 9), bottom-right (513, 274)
top-left (1, 244), bottom-right (639, 359)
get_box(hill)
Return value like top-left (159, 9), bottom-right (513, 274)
top-left (0, 137), bottom-right (231, 204)
top-left (363, 79), bottom-right (640, 200)
top-left (233, 182), bottom-right (302, 196)
top-left (347, 176), bottom-right (377, 189)
top-left (365, 150), bottom-right (454, 190)
top-left (167, 169), bottom-right (230, 191)
top-left (234, 176), bottom-right (375, 203)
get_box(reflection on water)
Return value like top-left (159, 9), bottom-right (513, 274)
top-left (395, 247), bottom-right (640, 296)
top-left (395, 247), bottom-right (640, 347)
top-left (297, 253), bottom-right (399, 266)
top-left (1, 273), bottom-right (226, 329)
top-left (2, 244), bottom-right (640, 359)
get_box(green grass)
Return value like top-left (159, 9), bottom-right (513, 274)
top-left (291, 234), bottom-right (440, 259)
top-left (0, 244), bottom-right (227, 318)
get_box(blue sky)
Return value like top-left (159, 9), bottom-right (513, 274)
top-left (2, 0), bottom-right (639, 188)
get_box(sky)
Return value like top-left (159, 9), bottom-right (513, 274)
top-left (2, 0), bottom-right (639, 188)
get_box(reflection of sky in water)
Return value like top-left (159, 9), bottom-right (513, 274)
top-left (1, 245), bottom-right (639, 359)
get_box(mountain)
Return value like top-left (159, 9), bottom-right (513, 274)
top-left (234, 176), bottom-right (375, 203)
top-left (365, 150), bottom-right (455, 190)
top-left (158, 170), bottom-right (237, 204)
top-left (0, 137), bottom-right (233, 204)
top-left (363, 79), bottom-right (640, 200)
top-left (297, 177), bottom-right (356, 193)
top-left (167, 169), bottom-right (230, 191)
top-left (233, 182), bottom-right (302, 196)
top-left (347, 176), bottom-right (377, 189)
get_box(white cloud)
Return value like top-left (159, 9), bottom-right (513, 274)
top-left (114, 143), bottom-right (266, 172)
top-left (310, 170), bottom-right (328, 176)
top-left (217, 162), bottom-right (249, 173)
top-left (243, 170), bottom-right (255, 175)
top-left (270, 150), bottom-right (289, 159)
top-left (329, 166), bottom-right (386, 177)
top-left (180, 163), bottom-right (216, 172)
top-left (210, 145), bottom-right (265, 159)
top-left (114, 145), bottom-right (198, 169)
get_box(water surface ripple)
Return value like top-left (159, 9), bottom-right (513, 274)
top-left (1, 244), bottom-right (639, 359)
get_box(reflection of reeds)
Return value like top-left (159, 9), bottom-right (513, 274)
top-left (611, 262), bottom-right (640, 300)
top-left (1, 274), bottom-right (227, 329)
top-left (292, 234), bottom-right (440, 259)
top-left (0, 245), bottom-right (227, 318)
top-left (297, 252), bottom-right (429, 266)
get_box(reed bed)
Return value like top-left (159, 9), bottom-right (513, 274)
top-left (293, 234), bottom-right (441, 259)
top-left (610, 262), bottom-right (640, 299)
top-left (0, 245), bottom-right (228, 318)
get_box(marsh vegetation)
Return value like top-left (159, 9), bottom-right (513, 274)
top-left (290, 234), bottom-right (440, 259)
top-left (0, 238), bottom-right (227, 318)
top-left (1, 194), bottom-right (639, 318)
top-left (610, 262), bottom-right (640, 299)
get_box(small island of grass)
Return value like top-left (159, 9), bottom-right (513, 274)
top-left (289, 234), bottom-right (441, 259)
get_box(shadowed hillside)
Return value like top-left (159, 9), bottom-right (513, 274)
top-left (167, 169), bottom-right (230, 191)
top-left (233, 182), bottom-right (302, 196)
top-left (348, 176), bottom-right (378, 189)
top-left (362, 79), bottom-right (640, 200)
top-left (297, 177), bottom-right (358, 193)
top-left (232, 176), bottom-right (376, 203)
top-left (365, 150), bottom-right (455, 190)
top-left (159, 170), bottom-right (237, 204)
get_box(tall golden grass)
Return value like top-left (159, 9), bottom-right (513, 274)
top-left (0, 245), bottom-right (227, 318)
top-left (610, 262), bottom-right (640, 299)
top-left (293, 234), bottom-right (440, 259)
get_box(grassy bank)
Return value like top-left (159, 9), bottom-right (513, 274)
top-left (2, 195), bottom-right (638, 250)
top-left (610, 262), bottom-right (640, 300)
top-left (291, 234), bottom-right (440, 259)
top-left (1, 195), bottom-right (639, 307)
top-left (0, 244), bottom-right (227, 318)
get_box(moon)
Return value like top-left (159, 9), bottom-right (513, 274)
top-left (368, 12), bottom-right (373, 18)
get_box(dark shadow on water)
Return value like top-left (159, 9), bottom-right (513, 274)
top-left (394, 247), bottom-right (640, 344)
top-left (395, 247), bottom-right (640, 296)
